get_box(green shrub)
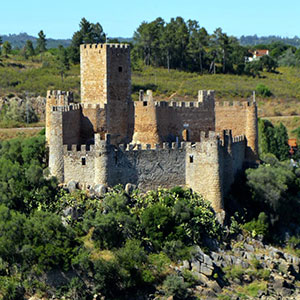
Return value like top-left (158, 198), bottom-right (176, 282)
top-left (162, 274), bottom-right (190, 300)
top-left (256, 84), bottom-right (272, 97)
top-left (243, 212), bottom-right (269, 238)
top-left (224, 265), bottom-right (245, 281)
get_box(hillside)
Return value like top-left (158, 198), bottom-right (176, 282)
top-left (239, 35), bottom-right (300, 47)
top-left (2, 52), bottom-right (300, 136)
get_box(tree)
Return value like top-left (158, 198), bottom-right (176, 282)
top-left (187, 20), bottom-right (209, 73)
top-left (260, 55), bottom-right (278, 72)
top-left (0, 36), bottom-right (2, 56)
top-left (133, 18), bottom-right (164, 66)
top-left (56, 45), bottom-right (70, 82)
top-left (23, 40), bottom-right (35, 59)
top-left (36, 30), bottom-right (47, 53)
top-left (2, 41), bottom-right (12, 57)
top-left (274, 123), bottom-right (289, 161)
top-left (278, 48), bottom-right (300, 67)
top-left (246, 156), bottom-right (297, 224)
top-left (258, 119), bottom-right (289, 161)
top-left (69, 18), bottom-right (106, 63)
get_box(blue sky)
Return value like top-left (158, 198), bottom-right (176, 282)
top-left (1, 0), bottom-right (300, 39)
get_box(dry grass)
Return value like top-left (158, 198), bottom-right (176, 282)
top-left (0, 127), bottom-right (42, 141)
top-left (261, 116), bottom-right (300, 138)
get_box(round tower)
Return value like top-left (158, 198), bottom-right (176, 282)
top-left (48, 109), bottom-right (64, 182)
top-left (94, 133), bottom-right (110, 185)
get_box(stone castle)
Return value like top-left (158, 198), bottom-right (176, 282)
top-left (46, 43), bottom-right (258, 212)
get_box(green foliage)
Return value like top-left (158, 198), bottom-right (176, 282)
top-left (23, 40), bottom-right (35, 59)
top-left (258, 119), bottom-right (289, 160)
top-left (224, 265), bottom-right (245, 281)
top-left (36, 30), bottom-right (47, 53)
top-left (256, 83), bottom-right (272, 97)
top-left (69, 18), bottom-right (105, 63)
top-left (133, 17), bottom-right (255, 75)
top-left (246, 157), bottom-right (300, 224)
top-left (0, 100), bottom-right (38, 124)
top-left (2, 41), bottom-right (12, 57)
top-left (162, 274), bottom-right (190, 299)
top-left (56, 45), bottom-right (70, 82)
top-left (279, 48), bottom-right (300, 67)
top-left (0, 135), bottom-right (58, 213)
top-left (243, 212), bottom-right (269, 238)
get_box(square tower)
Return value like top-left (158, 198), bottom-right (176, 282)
top-left (80, 43), bottom-right (131, 105)
top-left (80, 44), bottom-right (133, 144)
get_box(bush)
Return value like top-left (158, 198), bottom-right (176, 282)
top-left (243, 212), bottom-right (269, 238)
top-left (162, 274), bottom-right (190, 300)
top-left (256, 84), bottom-right (272, 97)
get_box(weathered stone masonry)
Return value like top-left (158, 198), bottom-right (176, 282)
top-left (46, 43), bottom-right (258, 212)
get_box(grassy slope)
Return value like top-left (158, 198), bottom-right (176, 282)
top-left (1, 53), bottom-right (300, 137)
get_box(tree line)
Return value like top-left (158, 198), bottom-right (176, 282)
top-left (3, 17), bottom-right (300, 77)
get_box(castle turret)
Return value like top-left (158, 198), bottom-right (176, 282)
top-left (186, 132), bottom-right (224, 212)
top-left (132, 90), bottom-right (160, 146)
top-left (48, 108), bottom-right (64, 182)
top-left (46, 90), bottom-right (73, 143)
top-left (94, 133), bottom-right (110, 185)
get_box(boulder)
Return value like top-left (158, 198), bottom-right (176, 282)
top-left (67, 180), bottom-right (77, 193)
top-left (94, 184), bottom-right (108, 197)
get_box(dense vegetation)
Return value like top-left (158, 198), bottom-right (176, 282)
top-left (0, 122), bottom-right (299, 298)
top-left (0, 133), bottom-right (224, 299)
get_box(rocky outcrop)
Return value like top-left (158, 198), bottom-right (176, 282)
top-left (0, 95), bottom-right (46, 121)
top-left (173, 235), bottom-right (300, 299)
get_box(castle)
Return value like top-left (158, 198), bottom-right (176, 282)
top-left (46, 43), bottom-right (258, 212)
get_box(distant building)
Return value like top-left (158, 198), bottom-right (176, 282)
top-left (247, 49), bottom-right (269, 62)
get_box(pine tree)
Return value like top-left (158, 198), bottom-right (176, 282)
top-left (24, 40), bottom-right (35, 58)
top-left (36, 30), bottom-right (47, 53)
top-left (2, 41), bottom-right (12, 57)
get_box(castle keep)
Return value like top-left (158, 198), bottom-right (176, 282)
top-left (46, 43), bottom-right (258, 212)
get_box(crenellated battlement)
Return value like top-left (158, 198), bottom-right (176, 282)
top-left (81, 103), bottom-right (107, 109)
top-left (215, 100), bottom-right (255, 108)
top-left (51, 103), bottom-right (81, 112)
top-left (232, 135), bottom-right (245, 143)
top-left (198, 90), bottom-right (215, 102)
top-left (80, 43), bottom-right (130, 51)
top-left (47, 90), bottom-right (74, 107)
top-left (63, 144), bottom-right (95, 154)
top-left (137, 89), bottom-right (215, 108)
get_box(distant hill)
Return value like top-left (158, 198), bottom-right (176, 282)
top-left (239, 35), bottom-right (300, 47)
top-left (1, 33), bottom-right (134, 49)
top-left (1, 33), bottom-right (72, 49)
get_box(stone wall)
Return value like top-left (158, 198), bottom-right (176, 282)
top-left (133, 90), bottom-right (215, 145)
top-left (215, 100), bottom-right (258, 160)
top-left (108, 143), bottom-right (186, 190)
